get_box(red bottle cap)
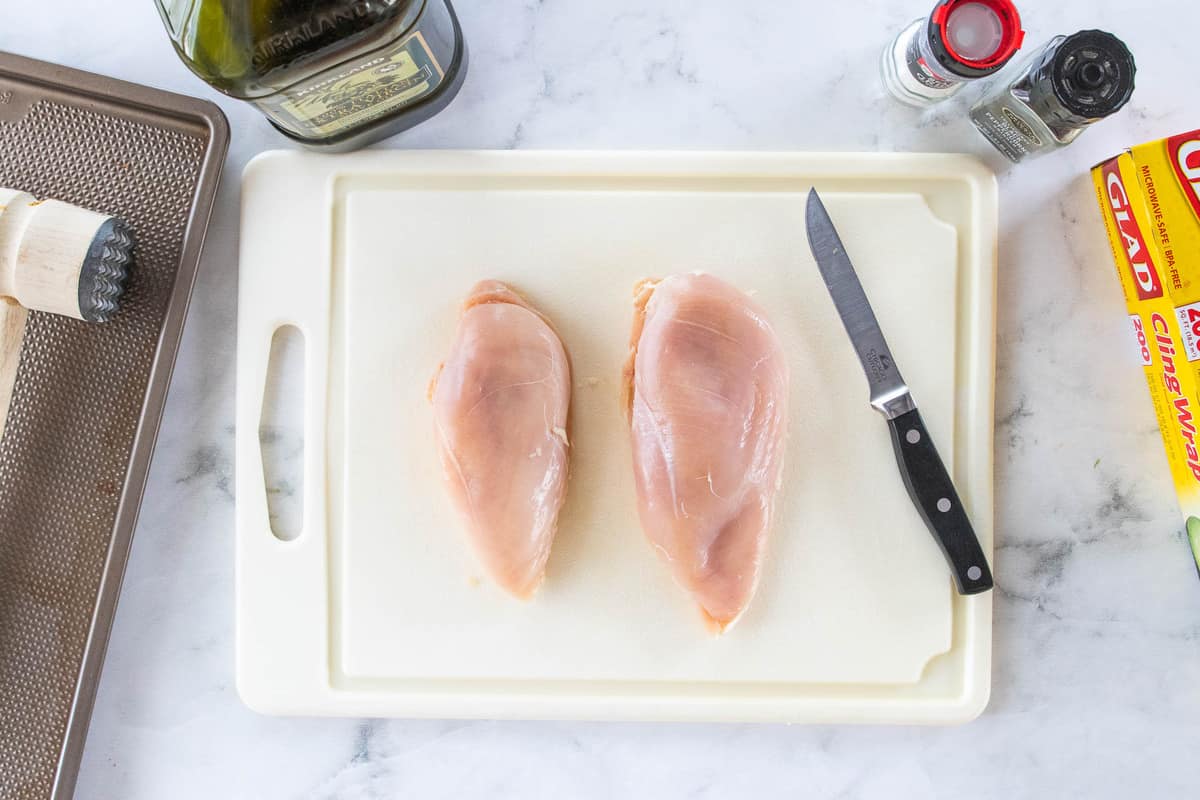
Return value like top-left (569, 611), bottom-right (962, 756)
top-left (930, 0), bottom-right (1024, 73)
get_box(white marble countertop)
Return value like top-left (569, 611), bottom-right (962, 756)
top-left (6, 1), bottom-right (1200, 797)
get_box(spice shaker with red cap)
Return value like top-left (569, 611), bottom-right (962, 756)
top-left (881, 0), bottom-right (1025, 107)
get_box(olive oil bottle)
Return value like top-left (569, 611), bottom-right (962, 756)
top-left (155, 0), bottom-right (467, 151)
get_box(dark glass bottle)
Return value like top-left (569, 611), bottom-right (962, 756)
top-left (156, 0), bottom-right (468, 151)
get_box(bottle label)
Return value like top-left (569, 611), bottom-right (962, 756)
top-left (969, 102), bottom-right (1043, 162)
top-left (904, 32), bottom-right (957, 91)
top-left (256, 30), bottom-right (444, 139)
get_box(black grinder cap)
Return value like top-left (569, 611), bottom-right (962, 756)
top-left (1051, 30), bottom-right (1135, 119)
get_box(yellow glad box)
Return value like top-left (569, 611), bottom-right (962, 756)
top-left (1093, 129), bottom-right (1200, 574)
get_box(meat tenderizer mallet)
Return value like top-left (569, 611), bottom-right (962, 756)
top-left (0, 189), bottom-right (135, 443)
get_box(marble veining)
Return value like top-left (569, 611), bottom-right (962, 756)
top-left (2, 0), bottom-right (1198, 798)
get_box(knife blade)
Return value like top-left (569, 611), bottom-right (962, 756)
top-left (805, 188), bottom-right (993, 595)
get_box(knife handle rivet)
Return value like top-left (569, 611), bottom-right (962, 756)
top-left (905, 429), bottom-right (921, 444)
top-left (967, 566), bottom-right (983, 581)
top-left (936, 498), bottom-right (952, 513)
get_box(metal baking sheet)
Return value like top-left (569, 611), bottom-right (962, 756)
top-left (0, 52), bottom-right (228, 799)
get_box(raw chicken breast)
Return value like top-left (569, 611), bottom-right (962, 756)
top-left (623, 274), bottom-right (789, 632)
top-left (431, 281), bottom-right (571, 599)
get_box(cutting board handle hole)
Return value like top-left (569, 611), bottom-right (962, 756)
top-left (259, 324), bottom-right (305, 541)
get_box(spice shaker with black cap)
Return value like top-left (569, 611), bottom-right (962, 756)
top-left (969, 30), bottom-right (1136, 162)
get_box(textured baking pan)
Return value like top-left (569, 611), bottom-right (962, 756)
top-left (0, 52), bottom-right (228, 799)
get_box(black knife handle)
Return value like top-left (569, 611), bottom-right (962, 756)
top-left (887, 408), bottom-right (993, 595)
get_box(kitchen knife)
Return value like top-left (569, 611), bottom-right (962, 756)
top-left (804, 188), bottom-right (993, 595)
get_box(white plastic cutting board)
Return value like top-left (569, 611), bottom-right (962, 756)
top-left (236, 151), bottom-right (996, 724)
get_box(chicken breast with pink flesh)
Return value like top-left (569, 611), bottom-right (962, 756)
top-left (431, 281), bottom-right (571, 599)
top-left (623, 274), bottom-right (789, 632)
